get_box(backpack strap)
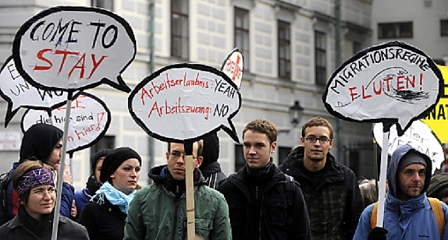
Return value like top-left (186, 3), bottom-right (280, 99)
top-left (370, 202), bottom-right (378, 229)
top-left (371, 198), bottom-right (445, 238)
top-left (428, 197), bottom-right (445, 238)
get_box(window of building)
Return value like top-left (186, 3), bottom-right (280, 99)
top-left (378, 22), bottom-right (413, 39)
top-left (315, 31), bottom-right (327, 86)
top-left (90, 135), bottom-right (115, 171)
top-left (278, 20), bottom-right (291, 79)
top-left (234, 7), bottom-right (250, 71)
top-left (171, 0), bottom-right (189, 59)
top-left (277, 146), bottom-right (292, 166)
top-left (234, 144), bottom-right (245, 172)
top-left (91, 0), bottom-right (113, 10)
top-left (441, 19), bottom-right (448, 37)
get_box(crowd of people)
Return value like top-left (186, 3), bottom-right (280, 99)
top-left (1, 117), bottom-right (448, 239)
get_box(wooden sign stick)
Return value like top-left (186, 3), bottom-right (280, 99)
top-left (184, 141), bottom-right (195, 239)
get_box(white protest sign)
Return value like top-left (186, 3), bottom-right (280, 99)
top-left (220, 48), bottom-right (244, 89)
top-left (0, 56), bottom-right (68, 126)
top-left (129, 63), bottom-right (241, 142)
top-left (12, 6), bottom-right (135, 92)
top-left (323, 41), bottom-right (443, 136)
top-left (21, 92), bottom-right (111, 153)
top-left (373, 120), bottom-right (444, 174)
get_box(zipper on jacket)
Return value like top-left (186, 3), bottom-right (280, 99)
top-left (171, 197), bottom-right (180, 240)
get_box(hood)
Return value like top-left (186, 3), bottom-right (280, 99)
top-left (387, 144), bottom-right (432, 198)
top-left (19, 123), bottom-right (63, 163)
top-left (199, 132), bottom-right (220, 171)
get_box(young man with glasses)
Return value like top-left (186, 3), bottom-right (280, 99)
top-left (218, 118), bottom-right (311, 240)
top-left (124, 139), bottom-right (231, 240)
top-left (279, 116), bottom-right (363, 240)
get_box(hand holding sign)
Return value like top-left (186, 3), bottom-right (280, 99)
top-left (129, 63), bottom-right (241, 143)
top-left (323, 41), bottom-right (443, 136)
top-left (0, 56), bottom-right (68, 126)
top-left (12, 6), bottom-right (136, 92)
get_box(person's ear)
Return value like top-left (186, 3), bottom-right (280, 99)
top-left (195, 156), bottom-right (203, 168)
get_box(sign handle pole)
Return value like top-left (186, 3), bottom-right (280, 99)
top-left (51, 91), bottom-right (73, 240)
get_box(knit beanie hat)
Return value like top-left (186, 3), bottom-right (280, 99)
top-left (100, 147), bottom-right (142, 183)
top-left (19, 123), bottom-right (63, 163)
top-left (398, 151), bottom-right (428, 172)
top-left (91, 149), bottom-right (113, 174)
top-left (427, 173), bottom-right (448, 198)
top-left (199, 132), bottom-right (220, 170)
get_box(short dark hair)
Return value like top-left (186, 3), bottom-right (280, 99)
top-left (243, 119), bottom-right (278, 144)
top-left (301, 116), bottom-right (334, 139)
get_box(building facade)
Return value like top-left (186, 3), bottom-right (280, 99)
top-left (0, 0), bottom-right (379, 189)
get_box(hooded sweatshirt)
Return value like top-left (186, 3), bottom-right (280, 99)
top-left (353, 144), bottom-right (448, 240)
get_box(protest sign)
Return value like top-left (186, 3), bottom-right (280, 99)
top-left (0, 56), bottom-right (68, 126)
top-left (323, 41), bottom-right (443, 136)
top-left (21, 92), bottom-right (111, 154)
top-left (323, 41), bottom-right (443, 228)
top-left (12, 6), bottom-right (135, 92)
top-left (128, 63), bottom-right (241, 143)
top-left (373, 120), bottom-right (444, 174)
top-left (220, 48), bottom-right (244, 89)
top-left (421, 65), bottom-right (448, 143)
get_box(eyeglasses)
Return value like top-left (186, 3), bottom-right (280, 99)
top-left (169, 152), bottom-right (197, 159)
top-left (304, 136), bottom-right (332, 144)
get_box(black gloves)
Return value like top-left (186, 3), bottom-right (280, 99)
top-left (367, 227), bottom-right (388, 240)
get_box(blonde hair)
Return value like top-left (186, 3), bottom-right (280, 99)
top-left (359, 179), bottom-right (378, 208)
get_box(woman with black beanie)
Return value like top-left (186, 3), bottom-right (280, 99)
top-left (79, 147), bottom-right (142, 240)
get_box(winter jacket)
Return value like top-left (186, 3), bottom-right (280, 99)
top-left (0, 210), bottom-right (89, 240)
top-left (79, 198), bottom-right (126, 240)
top-left (74, 174), bottom-right (102, 219)
top-left (123, 165), bottom-right (231, 240)
top-left (6, 162), bottom-right (74, 219)
top-left (217, 163), bottom-right (311, 240)
top-left (201, 161), bottom-right (227, 189)
top-left (353, 144), bottom-right (448, 240)
top-left (279, 146), bottom-right (363, 240)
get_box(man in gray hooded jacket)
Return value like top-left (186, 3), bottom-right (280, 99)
top-left (353, 144), bottom-right (448, 240)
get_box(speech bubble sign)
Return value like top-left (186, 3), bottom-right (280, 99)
top-left (21, 92), bottom-right (111, 154)
top-left (0, 56), bottom-right (69, 127)
top-left (128, 63), bottom-right (241, 143)
top-left (373, 120), bottom-right (445, 174)
top-left (12, 6), bottom-right (135, 93)
top-left (323, 41), bottom-right (443, 136)
top-left (220, 48), bottom-right (244, 89)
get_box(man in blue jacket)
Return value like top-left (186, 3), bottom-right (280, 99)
top-left (353, 144), bottom-right (448, 240)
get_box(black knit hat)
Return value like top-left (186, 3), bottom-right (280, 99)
top-left (91, 149), bottom-right (113, 174)
top-left (100, 147), bottom-right (142, 183)
top-left (19, 123), bottom-right (63, 164)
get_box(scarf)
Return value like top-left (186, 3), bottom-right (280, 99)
top-left (18, 206), bottom-right (54, 237)
top-left (91, 181), bottom-right (135, 214)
